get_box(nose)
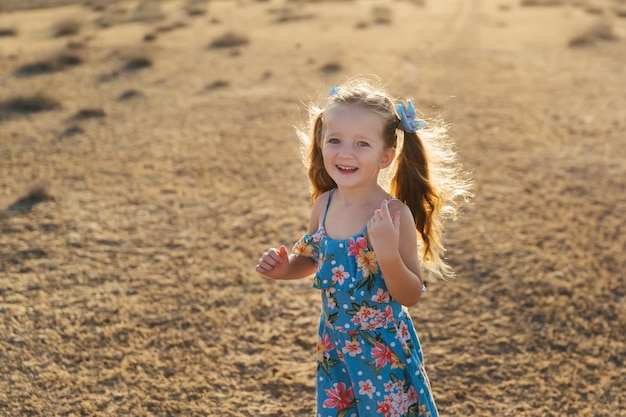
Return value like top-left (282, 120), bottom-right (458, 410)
top-left (337, 143), bottom-right (353, 159)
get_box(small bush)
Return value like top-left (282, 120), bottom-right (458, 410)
top-left (133, 0), bottom-right (164, 22)
top-left (118, 89), bottom-right (143, 101)
top-left (72, 108), bottom-right (106, 120)
top-left (206, 80), bottom-right (229, 90)
top-left (209, 32), bottom-right (249, 48)
top-left (4, 186), bottom-right (55, 216)
top-left (321, 62), bottom-right (342, 73)
top-left (185, 0), bottom-right (208, 16)
top-left (14, 52), bottom-right (82, 77)
top-left (61, 124), bottom-right (84, 138)
top-left (0, 27), bottom-right (17, 37)
top-left (371, 6), bottom-right (393, 24)
top-left (122, 55), bottom-right (152, 72)
top-left (569, 20), bottom-right (619, 47)
top-left (520, 0), bottom-right (563, 5)
top-left (0, 93), bottom-right (61, 118)
top-left (52, 18), bottom-right (82, 37)
top-left (614, 7), bottom-right (626, 18)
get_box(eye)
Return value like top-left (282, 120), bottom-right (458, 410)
top-left (327, 137), bottom-right (340, 144)
top-left (357, 141), bottom-right (370, 147)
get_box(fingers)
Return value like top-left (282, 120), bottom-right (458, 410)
top-left (255, 247), bottom-right (287, 272)
top-left (392, 210), bottom-right (401, 230)
top-left (372, 200), bottom-right (391, 222)
top-left (278, 245), bottom-right (289, 260)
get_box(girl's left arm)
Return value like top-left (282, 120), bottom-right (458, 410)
top-left (367, 200), bottom-right (424, 307)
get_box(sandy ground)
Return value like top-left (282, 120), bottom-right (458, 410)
top-left (0, 0), bottom-right (625, 416)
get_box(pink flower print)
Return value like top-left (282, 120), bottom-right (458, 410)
top-left (376, 399), bottom-right (392, 416)
top-left (357, 306), bottom-right (375, 321)
top-left (342, 340), bottom-right (362, 357)
top-left (351, 315), bottom-right (362, 326)
top-left (358, 379), bottom-right (376, 399)
top-left (395, 321), bottom-right (410, 345)
top-left (381, 306), bottom-right (394, 322)
top-left (331, 264), bottom-right (350, 285)
top-left (384, 381), bottom-right (395, 392)
top-left (323, 382), bottom-right (354, 411)
top-left (407, 386), bottom-right (418, 404)
top-left (371, 342), bottom-right (393, 368)
top-left (348, 236), bottom-right (368, 256)
top-left (327, 297), bottom-right (337, 309)
top-left (356, 249), bottom-right (379, 277)
top-left (371, 288), bottom-right (390, 303)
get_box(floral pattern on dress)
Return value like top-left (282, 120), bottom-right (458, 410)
top-left (293, 190), bottom-right (438, 417)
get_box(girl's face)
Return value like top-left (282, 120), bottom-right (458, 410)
top-left (322, 104), bottom-right (395, 191)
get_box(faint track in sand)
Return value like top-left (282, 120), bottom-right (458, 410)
top-left (425, 0), bottom-right (480, 53)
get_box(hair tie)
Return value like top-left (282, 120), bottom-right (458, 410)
top-left (328, 86), bottom-right (340, 97)
top-left (396, 100), bottom-right (426, 133)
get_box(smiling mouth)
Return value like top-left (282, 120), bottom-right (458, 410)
top-left (337, 165), bottom-right (358, 173)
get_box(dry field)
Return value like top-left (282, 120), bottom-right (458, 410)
top-left (1, 0), bottom-right (625, 416)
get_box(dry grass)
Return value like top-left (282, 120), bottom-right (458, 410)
top-left (14, 51), bottom-right (82, 77)
top-left (0, 2), bottom-right (624, 416)
top-left (209, 32), bottom-right (249, 48)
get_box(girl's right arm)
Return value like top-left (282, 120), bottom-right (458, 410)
top-left (255, 192), bottom-right (328, 281)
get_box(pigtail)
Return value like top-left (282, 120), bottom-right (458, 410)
top-left (299, 112), bottom-right (336, 202)
top-left (392, 131), bottom-right (444, 272)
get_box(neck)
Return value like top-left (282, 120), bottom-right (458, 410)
top-left (334, 184), bottom-right (388, 206)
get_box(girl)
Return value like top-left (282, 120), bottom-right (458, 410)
top-left (256, 78), bottom-right (470, 417)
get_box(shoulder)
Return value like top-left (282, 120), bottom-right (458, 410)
top-left (387, 199), bottom-right (413, 219)
top-left (312, 190), bottom-right (332, 216)
top-left (388, 199), bottom-right (417, 232)
top-left (307, 190), bottom-right (332, 233)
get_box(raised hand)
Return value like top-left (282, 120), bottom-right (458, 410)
top-left (367, 200), bottom-right (401, 260)
top-left (255, 245), bottom-right (290, 280)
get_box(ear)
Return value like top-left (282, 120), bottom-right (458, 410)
top-left (379, 147), bottom-right (396, 169)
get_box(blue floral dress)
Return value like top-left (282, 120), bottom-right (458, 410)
top-left (293, 190), bottom-right (439, 417)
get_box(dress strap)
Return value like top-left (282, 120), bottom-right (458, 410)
top-left (321, 189), bottom-right (334, 226)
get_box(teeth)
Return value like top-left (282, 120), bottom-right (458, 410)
top-left (338, 165), bottom-right (357, 171)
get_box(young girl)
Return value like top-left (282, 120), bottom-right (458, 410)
top-left (256, 78), bottom-right (470, 417)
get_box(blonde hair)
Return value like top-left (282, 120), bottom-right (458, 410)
top-left (297, 77), bottom-right (472, 279)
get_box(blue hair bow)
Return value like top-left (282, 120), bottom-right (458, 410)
top-left (328, 86), bottom-right (340, 97)
top-left (396, 100), bottom-right (426, 133)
